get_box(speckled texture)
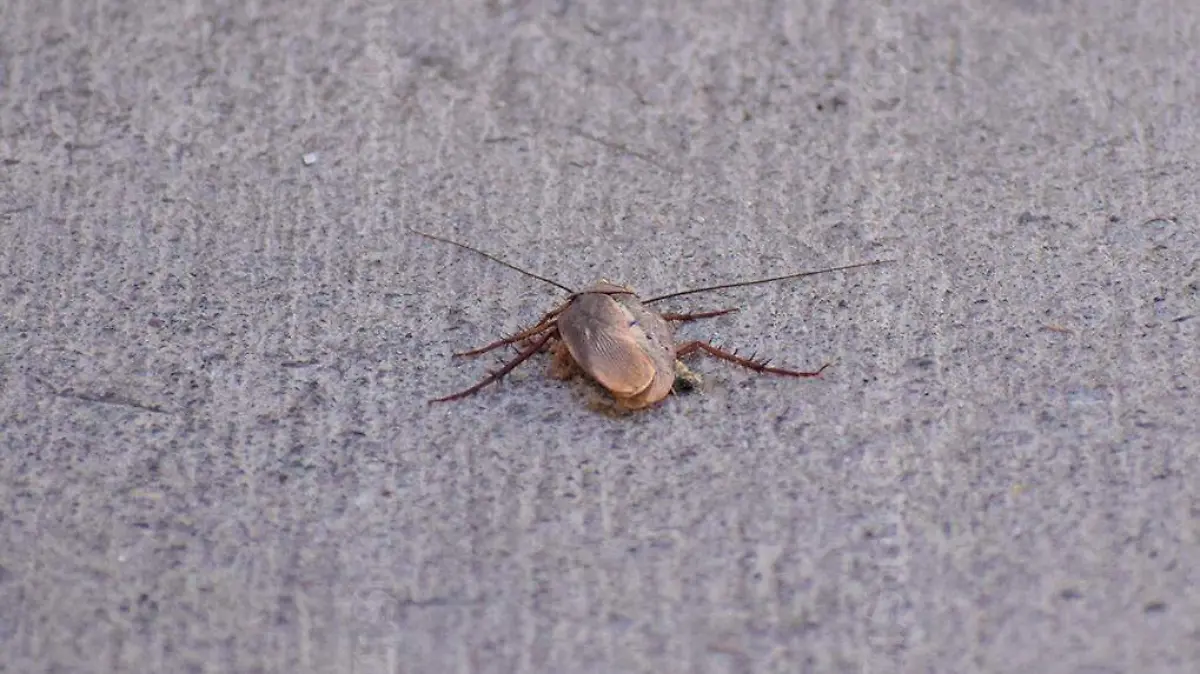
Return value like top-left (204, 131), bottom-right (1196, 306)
top-left (1, 1), bottom-right (1197, 672)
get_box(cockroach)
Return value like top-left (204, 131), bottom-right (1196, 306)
top-left (411, 228), bottom-right (891, 410)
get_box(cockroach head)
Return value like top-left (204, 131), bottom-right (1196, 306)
top-left (576, 280), bottom-right (637, 296)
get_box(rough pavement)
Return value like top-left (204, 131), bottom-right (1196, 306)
top-left (2, 1), bottom-right (1197, 672)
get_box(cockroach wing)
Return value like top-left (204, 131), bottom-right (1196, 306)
top-left (610, 294), bottom-right (678, 409)
top-left (558, 293), bottom-right (657, 398)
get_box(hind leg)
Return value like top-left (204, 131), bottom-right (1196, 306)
top-left (676, 341), bottom-right (832, 377)
top-left (660, 308), bottom-right (738, 323)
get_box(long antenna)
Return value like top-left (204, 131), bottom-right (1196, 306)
top-left (409, 228), bottom-right (575, 294)
top-left (643, 259), bottom-right (895, 304)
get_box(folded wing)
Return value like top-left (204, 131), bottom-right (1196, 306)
top-left (558, 293), bottom-right (656, 398)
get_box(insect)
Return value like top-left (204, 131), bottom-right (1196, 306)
top-left (412, 228), bottom-right (891, 410)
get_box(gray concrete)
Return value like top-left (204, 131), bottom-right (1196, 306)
top-left (2, 0), bottom-right (1197, 672)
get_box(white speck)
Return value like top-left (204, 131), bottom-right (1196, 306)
top-left (303, 152), bottom-right (319, 165)
top-left (354, 490), bottom-right (376, 509)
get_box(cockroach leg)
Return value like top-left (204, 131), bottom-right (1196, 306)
top-left (452, 308), bottom-right (563, 358)
top-left (431, 330), bottom-right (558, 403)
top-left (454, 324), bottom-right (548, 358)
top-left (548, 340), bottom-right (579, 380)
top-left (660, 308), bottom-right (739, 323)
top-left (676, 341), bottom-right (832, 378)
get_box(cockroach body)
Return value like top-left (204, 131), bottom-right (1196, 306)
top-left (411, 228), bottom-right (890, 410)
top-left (555, 281), bottom-right (679, 410)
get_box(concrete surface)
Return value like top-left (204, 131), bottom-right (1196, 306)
top-left (2, 0), bottom-right (1198, 672)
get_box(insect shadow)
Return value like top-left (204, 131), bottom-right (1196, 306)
top-left (412, 228), bottom-right (892, 410)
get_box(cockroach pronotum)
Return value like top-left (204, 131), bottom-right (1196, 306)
top-left (411, 228), bottom-right (892, 410)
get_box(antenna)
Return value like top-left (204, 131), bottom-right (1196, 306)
top-left (409, 228), bottom-right (575, 294)
top-left (643, 259), bottom-right (895, 304)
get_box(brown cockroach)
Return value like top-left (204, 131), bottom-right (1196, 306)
top-left (411, 228), bottom-right (891, 410)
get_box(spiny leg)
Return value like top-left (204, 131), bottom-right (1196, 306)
top-left (660, 308), bottom-right (739, 323)
top-left (453, 308), bottom-right (562, 358)
top-left (676, 340), bottom-right (832, 378)
top-left (431, 330), bottom-right (557, 403)
top-left (455, 321), bottom-right (552, 358)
